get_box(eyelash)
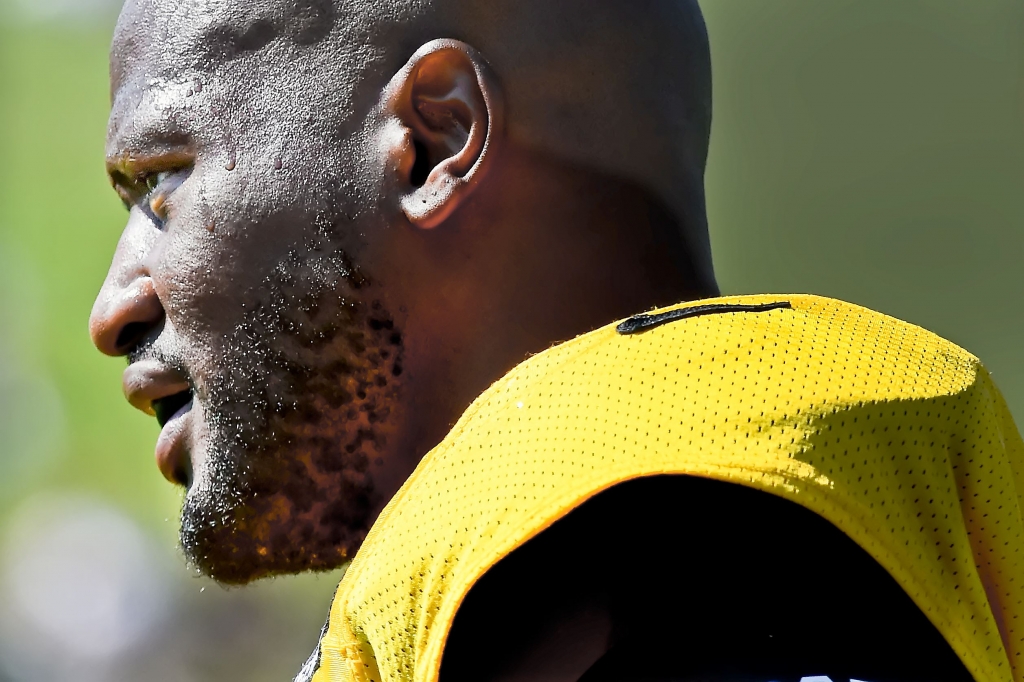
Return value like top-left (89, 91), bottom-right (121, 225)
top-left (143, 171), bottom-right (174, 194)
top-left (122, 170), bottom-right (186, 225)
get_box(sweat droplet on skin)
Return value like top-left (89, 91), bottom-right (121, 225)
top-left (274, 158), bottom-right (283, 170)
top-left (226, 154), bottom-right (236, 171)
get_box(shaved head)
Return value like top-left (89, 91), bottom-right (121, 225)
top-left (95, 0), bottom-right (717, 583)
top-left (111, 0), bottom-right (714, 283)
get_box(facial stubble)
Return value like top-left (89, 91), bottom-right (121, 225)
top-left (180, 241), bottom-right (405, 584)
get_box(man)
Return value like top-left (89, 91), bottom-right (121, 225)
top-left (88, 0), bottom-right (1023, 681)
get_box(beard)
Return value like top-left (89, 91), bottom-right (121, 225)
top-left (176, 239), bottom-right (405, 584)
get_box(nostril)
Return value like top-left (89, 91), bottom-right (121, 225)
top-left (90, 275), bottom-right (165, 357)
top-left (115, 321), bottom-right (153, 354)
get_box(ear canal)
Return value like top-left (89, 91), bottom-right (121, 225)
top-left (410, 139), bottom-right (431, 188)
top-left (387, 40), bottom-right (504, 230)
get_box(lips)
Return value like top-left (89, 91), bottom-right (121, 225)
top-left (122, 359), bottom-right (194, 485)
top-left (153, 390), bottom-right (192, 427)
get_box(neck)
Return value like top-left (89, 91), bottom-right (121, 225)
top-left (466, 145), bottom-right (717, 347)
top-left (383, 147), bottom-right (717, 508)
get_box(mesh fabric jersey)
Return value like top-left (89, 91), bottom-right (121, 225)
top-left (304, 294), bottom-right (1024, 682)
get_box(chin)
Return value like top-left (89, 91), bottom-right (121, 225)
top-left (174, 394), bottom-right (392, 584)
top-left (179, 472), bottom-right (369, 585)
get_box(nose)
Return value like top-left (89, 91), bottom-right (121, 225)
top-left (89, 219), bottom-right (165, 357)
top-left (90, 277), bottom-right (164, 356)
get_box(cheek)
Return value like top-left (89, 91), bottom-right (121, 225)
top-left (150, 224), bottom-right (247, 340)
top-left (148, 169), bottom-right (312, 338)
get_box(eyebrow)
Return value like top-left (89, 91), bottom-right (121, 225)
top-left (106, 151), bottom-right (196, 210)
top-left (106, 82), bottom-right (197, 176)
top-left (106, 147), bottom-right (196, 180)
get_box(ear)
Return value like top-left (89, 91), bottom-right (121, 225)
top-left (383, 39), bottom-right (504, 229)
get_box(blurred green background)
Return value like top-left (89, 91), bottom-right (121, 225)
top-left (0, 0), bottom-right (1021, 680)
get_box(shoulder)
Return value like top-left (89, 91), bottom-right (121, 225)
top-left (460, 294), bottom-right (983, 433)
top-left (315, 294), bottom-right (1012, 682)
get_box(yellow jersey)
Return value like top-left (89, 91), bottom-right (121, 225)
top-left (304, 294), bottom-right (1024, 682)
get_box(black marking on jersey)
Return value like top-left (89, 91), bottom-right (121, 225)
top-left (293, 584), bottom-right (339, 682)
top-left (293, 618), bottom-right (328, 682)
top-left (617, 301), bottom-right (793, 335)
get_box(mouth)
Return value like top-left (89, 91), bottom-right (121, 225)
top-left (154, 391), bottom-right (194, 487)
top-left (122, 360), bottom-right (195, 487)
top-left (153, 389), bottom-right (193, 428)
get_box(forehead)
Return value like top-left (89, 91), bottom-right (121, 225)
top-left (107, 0), bottom-right (379, 160)
top-left (111, 0), bottom-right (339, 93)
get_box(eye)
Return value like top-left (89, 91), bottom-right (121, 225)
top-left (139, 169), bottom-right (189, 224)
top-left (144, 171), bottom-right (172, 193)
top-left (108, 159), bottom-right (193, 223)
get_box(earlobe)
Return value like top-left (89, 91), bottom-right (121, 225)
top-left (384, 39), bottom-right (504, 229)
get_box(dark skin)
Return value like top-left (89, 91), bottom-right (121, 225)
top-left (89, 1), bottom-right (960, 678)
top-left (92, 0), bottom-right (712, 584)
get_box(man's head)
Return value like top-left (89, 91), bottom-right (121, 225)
top-left (90, 0), bottom-right (717, 584)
